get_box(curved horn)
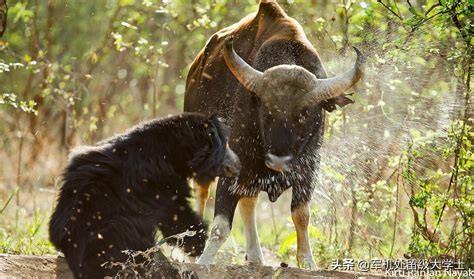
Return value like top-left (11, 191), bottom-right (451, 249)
top-left (307, 47), bottom-right (365, 104)
top-left (223, 36), bottom-right (263, 93)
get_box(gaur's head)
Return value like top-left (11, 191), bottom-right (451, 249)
top-left (188, 114), bottom-right (241, 184)
top-left (223, 36), bottom-right (365, 172)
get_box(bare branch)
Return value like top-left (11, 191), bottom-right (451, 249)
top-left (410, 10), bottom-right (446, 33)
top-left (449, 3), bottom-right (468, 42)
top-left (377, 0), bottom-right (403, 21)
top-left (424, 3), bottom-right (441, 16)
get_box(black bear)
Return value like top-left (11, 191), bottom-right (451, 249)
top-left (49, 113), bottom-right (240, 278)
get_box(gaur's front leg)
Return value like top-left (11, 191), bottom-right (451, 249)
top-left (197, 178), bottom-right (239, 265)
top-left (291, 200), bottom-right (317, 269)
top-left (239, 196), bottom-right (264, 264)
top-left (193, 179), bottom-right (217, 217)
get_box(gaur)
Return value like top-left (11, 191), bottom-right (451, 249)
top-left (184, 0), bottom-right (364, 268)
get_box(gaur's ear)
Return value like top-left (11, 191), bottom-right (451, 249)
top-left (321, 95), bottom-right (354, 112)
top-left (209, 113), bottom-right (225, 124)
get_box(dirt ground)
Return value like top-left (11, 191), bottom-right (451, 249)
top-left (0, 253), bottom-right (396, 278)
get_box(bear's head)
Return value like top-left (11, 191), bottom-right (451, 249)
top-left (186, 114), bottom-right (241, 186)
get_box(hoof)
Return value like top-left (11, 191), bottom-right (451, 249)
top-left (297, 255), bottom-right (317, 270)
top-left (196, 257), bottom-right (213, 265)
top-left (196, 253), bottom-right (218, 266)
top-left (182, 270), bottom-right (199, 279)
top-left (245, 253), bottom-right (264, 265)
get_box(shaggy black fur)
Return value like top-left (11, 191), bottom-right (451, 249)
top-left (49, 113), bottom-right (239, 278)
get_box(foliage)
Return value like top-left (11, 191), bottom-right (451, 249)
top-left (0, 93), bottom-right (37, 114)
top-left (402, 122), bottom-right (473, 262)
top-left (0, 209), bottom-right (55, 255)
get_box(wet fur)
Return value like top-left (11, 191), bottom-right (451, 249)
top-left (49, 113), bottom-right (229, 278)
top-left (185, 1), bottom-right (326, 212)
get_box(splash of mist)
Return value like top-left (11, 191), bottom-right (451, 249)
top-left (308, 23), bottom-right (465, 256)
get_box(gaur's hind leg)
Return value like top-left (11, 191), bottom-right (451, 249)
top-left (239, 196), bottom-right (264, 264)
top-left (197, 179), bottom-right (239, 265)
top-left (291, 200), bottom-right (317, 269)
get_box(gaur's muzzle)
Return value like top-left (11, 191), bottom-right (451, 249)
top-left (265, 153), bottom-right (293, 173)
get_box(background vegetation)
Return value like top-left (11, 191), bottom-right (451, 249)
top-left (0, 0), bottom-right (472, 269)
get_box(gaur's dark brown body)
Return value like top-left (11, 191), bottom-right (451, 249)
top-left (184, 0), bottom-right (364, 268)
top-left (185, 1), bottom-right (351, 116)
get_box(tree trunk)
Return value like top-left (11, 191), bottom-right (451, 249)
top-left (0, 0), bottom-right (7, 37)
